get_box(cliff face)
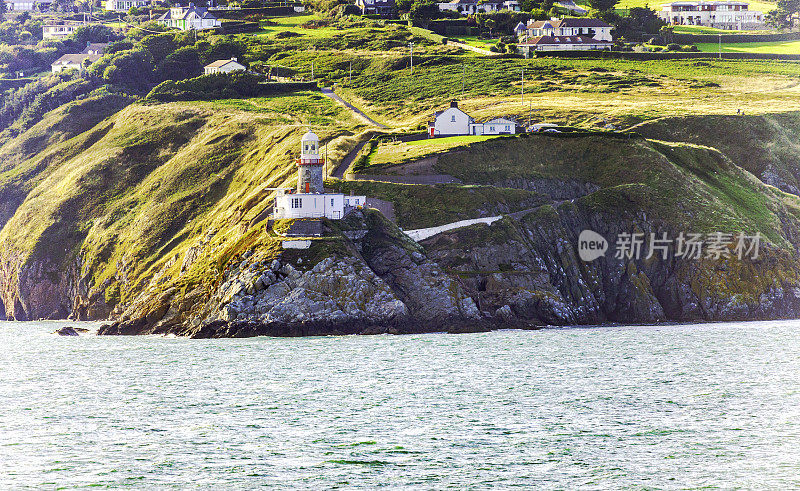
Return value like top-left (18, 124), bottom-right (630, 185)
top-left (2, 97), bottom-right (800, 335)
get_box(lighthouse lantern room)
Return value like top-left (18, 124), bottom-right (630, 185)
top-left (273, 129), bottom-right (367, 220)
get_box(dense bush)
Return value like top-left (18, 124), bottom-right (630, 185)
top-left (145, 72), bottom-right (316, 101)
top-left (0, 71), bottom-right (101, 135)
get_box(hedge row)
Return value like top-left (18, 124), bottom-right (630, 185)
top-left (146, 73), bottom-right (317, 102)
top-left (672, 31), bottom-right (800, 44)
top-left (214, 6), bottom-right (298, 19)
top-left (528, 50), bottom-right (800, 61)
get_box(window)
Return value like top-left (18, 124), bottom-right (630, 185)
top-left (451, 115), bottom-right (456, 122)
top-left (355, 199), bottom-right (360, 205)
top-left (490, 126), bottom-right (495, 131)
top-left (505, 125), bottom-right (510, 131)
top-left (304, 144), bottom-right (308, 151)
top-left (291, 198), bottom-right (303, 208)
top-left (331, 198), bottom-right (334, 206)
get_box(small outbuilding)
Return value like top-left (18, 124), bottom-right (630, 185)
top-left (204, 58), bottom-right (246, 75)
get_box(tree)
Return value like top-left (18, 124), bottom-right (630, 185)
top-left (395, 0), bottom-right (414, 12)
top-left (157, 45), bottom-right (202, 81)
top-left (588, 0), bottom-right (618, 12)
top-left (88, 48), bottom-right (156, 92)
top-left (409, 0), bottom-right (440, 23)
top-left (0, 0), bottom-right (7, 22)
top-left (139, 33), bottom-right (179, 63)
top-left (766, 0), bottom-right (800, 28)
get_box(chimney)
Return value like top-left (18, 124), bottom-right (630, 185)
top-left (232, 57), bottom-right (237, 61)
top-left (450, 100), bottom-right (458, 108)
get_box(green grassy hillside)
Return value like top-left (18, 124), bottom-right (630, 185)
top-left (0, 76), bottom-right (799, 323)
top-left (0, 92), bottom-right (365, 318)
top-left (630, 112), bottom-right (800, 195)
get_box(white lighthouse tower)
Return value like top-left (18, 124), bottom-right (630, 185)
top-left (273, 129), bottom-right (367, 221)
top-left (297, 130), bottom-right (324, 194)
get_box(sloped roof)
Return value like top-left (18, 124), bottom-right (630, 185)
top-left (205, 58), bottom-right (244, 69)
top-left (158, 6), bottom-right (218, 21)
top-left (52, 53), bottom-right (102, 65)
top-left (482, 117), bottom-right (518, 125)
top-left (81, 42), bottom-right (108, 54)
top-left (528, 18), bottom-right (612, 28)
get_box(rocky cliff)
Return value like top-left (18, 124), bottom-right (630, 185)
top-left (3, 96), bottom-right (800, 336)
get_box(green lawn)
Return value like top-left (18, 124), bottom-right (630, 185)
top-left (695, 40), bottom-right (800, 54)
top-left (365, 135), bottom-right (503, 169)
top-left (255, 14), bottom-right (341, 38)
top-left (449, 35), bottom-right (497, 50)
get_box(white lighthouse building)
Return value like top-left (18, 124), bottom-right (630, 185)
top-left (273, 130), bottom-right (367, 220)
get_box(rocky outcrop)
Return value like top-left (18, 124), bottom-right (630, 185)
top-left (99, 210), bottom-right (487, 337)
top-left (424, 201), bottom-right (800, 326)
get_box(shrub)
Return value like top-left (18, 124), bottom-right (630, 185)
top-left (145, 72), bottom-right (316, 101)
top-left (666, 43), bottom-right (681, 51)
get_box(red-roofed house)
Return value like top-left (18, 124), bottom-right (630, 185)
top-left (518, 17), bottom-right (613, 53)
top-left (523, 18), bottom-right (613, 41)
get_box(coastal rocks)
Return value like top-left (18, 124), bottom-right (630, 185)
top-left (423, 198), bottom-right (800, 327)
top-left (216, 256), bottom-right (408, 326)
top-left (53, 326), bottom-right (89, 336)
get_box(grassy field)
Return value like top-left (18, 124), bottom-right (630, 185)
top-left (315, 56), bottom-right (800, 128)
top-left (364, 135), bottom-right (502, 170)
top-left (256, 14), bottom-right (340, 38)
top-left (696, 40), bottom-right (800, 54)
top-left (449, 35), bottom-right (496, 50)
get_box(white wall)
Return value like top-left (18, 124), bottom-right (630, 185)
top-left (482, 119), bottom-right (516, 135)
top-left (434, 107), bottom-right (472, 136)
top-left (205, 62), bottom-right (245, 75)
top-left (274, 193), bottom-right (368, 220)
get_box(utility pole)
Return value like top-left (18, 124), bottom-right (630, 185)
top-left (521, 68), bottom-right (524, 105)
top-left (718, 33), bottom-right (722, 60)
top-left (461, 64), bottom-right (465, 99)
top-left (349, 60), bottom-right (352, 84)
top-left (409, 42), bottom-right (414, 74)
top-left (311, 61), bottom-right (314, 82)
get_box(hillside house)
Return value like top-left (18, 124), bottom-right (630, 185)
top-left (81, 42), bottom-right (108, 55)
top-left (429, 101), bottom-right (474, 136)
top-left (43, 22), bottom-right (87, 39)
top-left (204, 58), bottom-right (246, 75)
top-left (521, 18), bottom-right (613, 41)
top-left (105, 0), bottom-right (150, 11)
top-left (428, 102), bottom-right (517, 137)
top-left (157, 4), bottom-right (221, 31)
top-left (658, 1), bottom-right (764, 29)
top-left (437, 0), bottom-right (519, 14)
top-left (4, 0), bottom-right (40, 10)
top-left (517, 18), bottom-right (613, 53)
top-left (51, 53), bottom-right (102, 73)
top-left (355, 0), bottom-right (397, 17)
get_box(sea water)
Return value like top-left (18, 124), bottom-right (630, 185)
top-left (1, 320), bottom-right (799, 488)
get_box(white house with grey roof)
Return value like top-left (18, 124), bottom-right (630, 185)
top-left (51, 53), bottom-right (102, 73)
top-left (428, 102), bottom-right (517, 137)
top-left (157, 4), bottom-right (221, 31)
top-left (204, 58), bottom-right (246, 75)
